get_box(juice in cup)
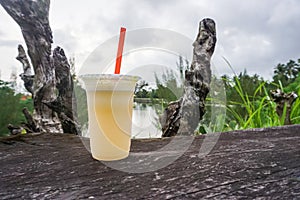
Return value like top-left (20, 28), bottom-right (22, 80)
top-left (80, 74), bottom-right (140, 161)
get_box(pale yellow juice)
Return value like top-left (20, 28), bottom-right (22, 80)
top-left (81, 74), bottom-right (139, 161)
top-left (90, 90), bottom-right (133, 160)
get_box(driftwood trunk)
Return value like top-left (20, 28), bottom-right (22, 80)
top-left (271, 89), bottom-right (298, 125)
top-left (160, 18), bottom-right (217, 137)
top-left (0, 0), bottom-right (80, 134)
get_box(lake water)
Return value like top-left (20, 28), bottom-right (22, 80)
top-left (132, 102), bottom-right (162, 138)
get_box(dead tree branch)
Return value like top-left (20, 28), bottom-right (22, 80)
top-left (160, 18), bottom-right (217, 137)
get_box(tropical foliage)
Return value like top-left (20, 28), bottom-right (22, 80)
top-left (152, 57), bottom-right (300, 134)
top-left (204, 59), bottom-right (300, 133)
top-left (0, 80), bottom-right (33, 136)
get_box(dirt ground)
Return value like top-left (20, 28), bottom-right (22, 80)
top-left (0, 125), bottom-right (299, 199)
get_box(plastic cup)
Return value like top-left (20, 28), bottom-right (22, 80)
top-left (80, 74), bottom-right (140, 161)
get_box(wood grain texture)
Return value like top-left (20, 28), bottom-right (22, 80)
top-left (1, 125), bottom-right (299, 199)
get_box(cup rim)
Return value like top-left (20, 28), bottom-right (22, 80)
top-left (79, 74), bottom-right (140, 81)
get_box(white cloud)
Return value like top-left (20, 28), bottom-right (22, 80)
top-left (268, 0), bottom-right (300, 26)
top-left (0, 0), bottom-right (300, 82)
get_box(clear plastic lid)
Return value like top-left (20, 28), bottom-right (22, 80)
top-left (79, 74), bottom-right (140, 91)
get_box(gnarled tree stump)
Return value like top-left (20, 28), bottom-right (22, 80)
top-left (160, 18), bottom-right (217, 137)
top-left (0, 0), bottom-right (79, 134)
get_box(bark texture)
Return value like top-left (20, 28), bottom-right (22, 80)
top-left (22, 107), bottom-right (40, 133)
top-left (48, 47), bottom-right (80, 134)
top-left (271, 89), bottom-right (298, 125)
top-left (0, 0), bottom-right (79, 134)
top-left (16, 45), bottom-right (34, 95)
top-left (161, 18), bottom-right (217, 137)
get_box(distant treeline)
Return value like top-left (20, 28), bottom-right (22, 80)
top-left (1, 57), bottom-right (299, 136)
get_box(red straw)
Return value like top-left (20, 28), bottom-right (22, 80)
top-left (114, 27), bottom-right (126, 74)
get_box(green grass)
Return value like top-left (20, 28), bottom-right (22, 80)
top-left (225, 79), bottom-right (285, 130)
top-left (199, 59), bottom-right (300, 134)
top-left (290, 94), bottom-right (300, 124)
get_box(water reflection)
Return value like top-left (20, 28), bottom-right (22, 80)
top-left (132, 102), bottom-right (162, 138)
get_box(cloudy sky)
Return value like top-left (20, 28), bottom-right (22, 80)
top-left (0, 0), bottom-right (300, 82)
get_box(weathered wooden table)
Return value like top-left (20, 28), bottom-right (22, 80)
top-left (1, 125), bottom-right (299, 199)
